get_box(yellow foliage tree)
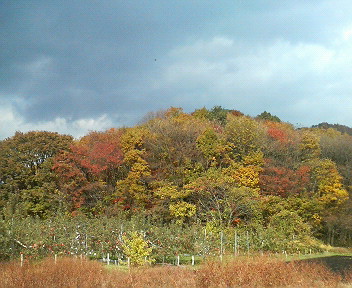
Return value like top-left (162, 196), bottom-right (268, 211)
top-left (224, 151), bottom-right (264, 190)
top-left (224, 114), bottom-right (266, 159)
top-left (122, 231), bottom-right (154, 266)
top-left (311, 159), bottom-right (348, 207)
top-left (154, 183), bottom-right (191, 200)
top-left (299, 131), bottom-right (321, 161)
top-left (169, 201), bottom-right (196, 224)
top-left (116, 128), bottom-right (151, 208)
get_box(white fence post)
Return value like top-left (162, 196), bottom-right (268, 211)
top-left (234, 230), bottom-right (238, 256)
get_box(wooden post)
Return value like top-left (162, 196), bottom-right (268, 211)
top-left (176, 255), bottom-right (180, 266)
top-left (20, 253), bottom-right (24, 267)
top-left (127, 257), bottom-right (130, 268)
top-left (220, 231), bottom-right (223, 259)
top-left (54, 254), bottom-right (57, 264)
top-left (192, 255), bottom-right (195, 266)
top-left (234, 231), bottom-right (238, 256)
top-left (107, 253), bottom-right (110, 265)
top-left (246, 231), bottom-right (250, 255)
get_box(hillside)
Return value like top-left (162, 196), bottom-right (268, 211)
top-left (312, 122), bottom-right (352, 136)
top-left (1, 106), bottom-right (352, 260)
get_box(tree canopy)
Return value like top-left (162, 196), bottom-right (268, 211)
top-left (1, 107), bottom-right (351, 248)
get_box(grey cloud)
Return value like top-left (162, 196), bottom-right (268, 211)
top-left (1, 0), bottom-right (352, 139)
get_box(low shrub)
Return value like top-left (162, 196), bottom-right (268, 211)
top-left (0, 256), bottom-right (347, 288)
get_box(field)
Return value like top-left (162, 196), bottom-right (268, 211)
top-left (1, 255), bottom-right (352, 288)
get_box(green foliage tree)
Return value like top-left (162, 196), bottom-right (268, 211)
top-left (0, 131), bottom-right (73, 218)
top-left (196, 128), bottom-right (227, 168)
top-left (256, 111), bottom-right (281, 122)
top-left (208, 106), bottom-right (229, 125)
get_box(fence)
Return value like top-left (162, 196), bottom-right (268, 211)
top-left (9, 219), bottom-right (320, 264)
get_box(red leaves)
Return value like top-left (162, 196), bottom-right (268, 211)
top-left (72, 129), bottom-right (124, 178)
top-left (266, 122), bottom-right (290, 144)
top-left (259, 161), bottom-right (310, 197)
top-left (52, 129), bottom-right (124, 212)
top-left (54, 129), bottom-right (124, 183)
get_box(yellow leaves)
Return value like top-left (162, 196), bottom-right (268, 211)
top-left (192, 107), bottom-right (210, 120)
top-left (225, 115), bottom-right (266, 156)
top-left (124, 150), bottom-right (144, 165)
top-left (241, 151), bottom-right (264, 168)
top-left (122, 231), bottom-right (153, 266)
top-left (154, 184), bottom-right (191, 200)
top-left (224, 151), bottom-right (263, 190)
top-left (310, 159), bottom-right (348, 207)
top-left (121, 127), bottom-right (147, 154)
top-left (318, 182), bottom-right (348, 204)
top-left (164, 107), bottom-right (184, 118)
top-left (116, 127), bottom-right (152, 207)
top-left (231, 166), bottom-right (260, 189)
top-left (312, 213), bottom-right (322, 226)
top-left (169, 201), bottom-right (196, 221)
top-left (299, 132), bottom-right (321, 161)
top-left (130, 160), bottom-right (151, 176)
top-left (196, 129), bottom-right (219, 157)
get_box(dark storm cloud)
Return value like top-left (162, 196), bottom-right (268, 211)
top-left (1, 0), bottom-right (233, 122)
top-left (1, 3), bottom-right (140, 114)
top-left (1, 0), bottom-right (352, 138)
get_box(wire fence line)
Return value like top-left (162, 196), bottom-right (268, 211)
top-left (4, 216), bottom-right (321, 263)
top-left (16, 227), bottom-right (316, 267)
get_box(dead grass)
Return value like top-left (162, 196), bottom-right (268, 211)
top-left (0, 256), bottom-right (349, 288)
top-left (196, 256), bottom-right (342, 287)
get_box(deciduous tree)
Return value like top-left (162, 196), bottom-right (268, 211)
top-left (0, 131), bottom-right (73, 217)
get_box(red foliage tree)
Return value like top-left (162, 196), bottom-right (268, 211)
top-left (266, 122), bottom-right (291, 144)
top-left (259, 160), bottom-right (310, 197)
top-left (52, 128), bottom-right (124, 212)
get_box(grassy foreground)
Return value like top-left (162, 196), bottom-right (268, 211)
top-left (1, 256), bottom-right (351, 288)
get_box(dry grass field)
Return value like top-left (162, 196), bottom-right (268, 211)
top-left (1, 256), bottom-right (351, 288)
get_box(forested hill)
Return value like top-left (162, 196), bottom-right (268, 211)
top-left (311, 122), bottom-right (352, 136)
top-left (1, 106), bottom-right (352, 253)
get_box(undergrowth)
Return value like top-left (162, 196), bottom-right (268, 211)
top-left (0, 255), bottom-right (350, 288)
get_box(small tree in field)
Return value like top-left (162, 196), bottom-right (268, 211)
top-left (122, 231), bottom-right (154, 266)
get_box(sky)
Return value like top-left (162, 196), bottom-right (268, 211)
top-left (1, 0), bottom-right (352, 139)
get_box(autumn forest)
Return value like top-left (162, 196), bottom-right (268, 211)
top-left (1, 106), bottom-right (352, 261)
